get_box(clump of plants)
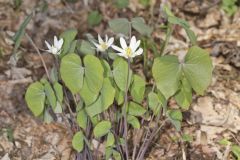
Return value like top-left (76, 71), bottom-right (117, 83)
top-left (23, 6), bottom-right (213, 160)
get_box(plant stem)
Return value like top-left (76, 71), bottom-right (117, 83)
top-left (160, 23), bottom-right (173, 56)
top-left (25, 33), bottom-right (50, 80)
top-left (143, 38), bottom-right (148, 74)
top-left (137, 120), bottom-right (167, 160)
top-left (122, 58), bottom-right (131, 160)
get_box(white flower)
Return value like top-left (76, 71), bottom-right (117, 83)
top-left (112, 36), bottom-right (143, 59)
top-left (45, 36), bottom-right (63, 55)
top-left (92, 34), bottom-right (114, 52)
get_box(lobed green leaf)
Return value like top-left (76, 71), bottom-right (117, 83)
top-left (60, 53), bottom-right (84, 94)
top-left (25, 82), bottom-right (45, 116)
top-left (72, 131), bottom-right (84, 152)
top-left (93, 121), bottom-right (111, 138)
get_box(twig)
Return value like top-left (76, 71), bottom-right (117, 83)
top-left (25, 33), bottom-right (50, 80)
top-left (0, 77), bottom-right (32, 85)
top-left (223, 143), bottom-right (231, 160)
top-left (181, 140), bottom-right (187, 160)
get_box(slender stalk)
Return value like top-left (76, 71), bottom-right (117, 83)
top-left (132, 139), bottom-right (137, 160)
top-left (122, 58), bottom-right (131, 160)
top-left (143, 39), bottom-right (148, 74)
top-left (137, 120), bottom-right (167, 160)
top-left (25, 33), bottom-right (50, 80)
top-left (160, 23), bottom-right (173, 56)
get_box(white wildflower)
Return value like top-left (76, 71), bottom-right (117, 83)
top-left (45, 36), bottom-right (63, 55)
top-left (92, 34), bottom-right (114, 52)
top-left (112, 36), bottom-right (143, 59)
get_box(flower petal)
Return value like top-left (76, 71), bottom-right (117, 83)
top-left (92, 41), bottom-right (100, 48)
top-left (45, 41), bottom-right (52, 50)
top-left (132, 48), bottom-right (143, 57)
top-left (107, 37), bottom-right (114, 47)
top-left (105, 35), bottom-right (108, 42)
top-left (56, 38), bottom-right (63, 50)
top-left (117, 52), bottom-right (128, 59)
top-left (112, 45), bottom-right (124, 53)
top-left (120, 37), bottom-right (127, 49)
top-left (54, 36), bottom-right (58, 47)
top-left (129, 36), bottom-right (136, 50)
top-left (132, 40), bottom-right (141, 53)
top-left (98, 34), bottom-right (104, 44)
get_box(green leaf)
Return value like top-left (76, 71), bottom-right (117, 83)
top-left (44, 81), bottom-right (57, 109)
top-left (113, 150), bottom-right (122, 160)
top-left (221, 0), bottom-right (238, 16)
top-left (68, 40), bottom-right (77, 53)
top-left (139, 0), bottom-right (150, 7)
top-left (109, 18), bottom-right (130, 35)
top-left (72, 131), bottom-right (84, 152)
top-left (128, 101), bottom-right (146, 116)
top-left (163, 5), bottom-right (174, 17)
top-left (222, 0), bottom-right (237, 6)
top-left (232, 145), bottom-right (240, 160)
top-left (115, 0), bottom-right (129, 8)
top-left (93, 121), bottom-right (111, 138)
top-left (185, 28), bottom-right (197, 45)
top-left (182, 134), bottom-right (193, 142)
top-left (115, 87), bottom-right (124, 105)
top-left (167, 109), bottom-right (182, 131)
top-left (106, 132), bottom-right (115, 147)
top-left (113, 57), bottom-right (132, 91)
top-left (106, 147), bottom-right (113, 160)
top-left (84, 55), bottom-right (104, 94)
top-left (152, 55), bottom-right (181, 99)
top-left (219, 138), bottom-right (231, 146)
top-left (131, 17), bottom-right (153, 37)
top-left (168, 109), bottom-right (182, 121)
top-left (167, 16), bottom-right (190, 29)
top-left (130, 75), bottom-right (145, 103)
top-left (100, 59), bottom-right (112, 77)
top-left (101, 78), bottom-right (116, 109)
top-left (182, 46), bottom-right (213, 95)
top-left (90, 115), bottom-right (99, 126)
top-left (13, 0), bottom-right (22, 9)
top-left (85, 98), bottom-right (101, 117)
top-left (25, 82), bottom-right (45, 116)
top-left (85, 78), bottom-right (115, 117)
top-left (13, 13), bottom-right (33, 52)
top-left (174, 78), bottom-right (192, 110)
top-left (87, 10), bottom-right (102, 27)
top-left (127, 115), bottom-right (140, 129)
top-left (60, 54), bottom-right (84, 94)
top-left (43, 108), bottom-right (53, 123)
top-left (54, 102), bottom-right (62, 113)
top-left (78, 40), bottom-right (95, 55)
top-left (60, 29), bottom-right (78, 56)
top-left (77, 109), bottom-right (88, 130)
top-left (148, 91), bottom-right (162, 115)
top-left (50, 67), bottom-right (58, 82)
top-left (53, 82), bottom-right (63, 103)
top-left (80, 78), bottom-right (99, 105)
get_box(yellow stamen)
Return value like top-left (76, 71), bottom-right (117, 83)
top-left (101, 43), bottom-right (108, 50)
top-left (126, 47), bottom-right (132, 57)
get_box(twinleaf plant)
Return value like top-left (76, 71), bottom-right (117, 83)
top-left (24, 6), bottom-right (213, 160)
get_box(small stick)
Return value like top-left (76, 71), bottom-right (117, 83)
top-left (25, 33), bottom-right (50, 80)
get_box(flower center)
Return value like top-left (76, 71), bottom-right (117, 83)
top-left (125, 47), bottom-right (132, 57)
top-left (51, 46), bottom-right (58, 54)
top-left (101, 43), bottom-right (108, 50)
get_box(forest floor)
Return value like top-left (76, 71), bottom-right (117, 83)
top-left (0, 0), bottom-right (240, 159)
